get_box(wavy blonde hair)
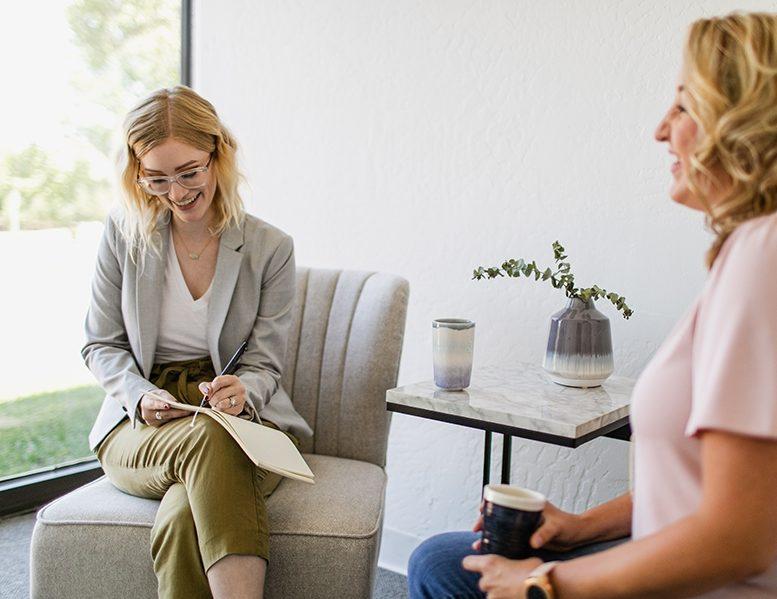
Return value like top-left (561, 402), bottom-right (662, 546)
top-left (116, 86), bottom-right (244, 263)
top-left (681, 12), bottom-right (777, 268)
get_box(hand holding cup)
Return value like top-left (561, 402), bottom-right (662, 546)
top-left (472, 496), bottom-right (583, 553)
top-left (477, 484), bottom-right (546, 559)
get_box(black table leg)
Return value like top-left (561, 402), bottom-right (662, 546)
top-left (482, 430), bottom-right (492, 489)
top-left (604, 422), bottom-right (632, 441)
top-left (501, 434), bottom-right (512, 484)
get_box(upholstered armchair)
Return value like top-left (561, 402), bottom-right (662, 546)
top-left (30, 267), bottom-right (409, 599)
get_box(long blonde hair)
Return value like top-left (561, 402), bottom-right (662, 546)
top-left (116, 86), bottom-right (244, 262)
top-left (682, 12), bottom-right (777, 268)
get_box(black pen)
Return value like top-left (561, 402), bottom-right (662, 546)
top-left (190, 340), bottom-right (249, 426)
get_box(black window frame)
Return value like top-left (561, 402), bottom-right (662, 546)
top-left (0, 0), bottom-right (193, 519)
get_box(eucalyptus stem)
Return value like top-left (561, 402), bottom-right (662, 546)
top-left (473, 241), bottom-right (634, 319)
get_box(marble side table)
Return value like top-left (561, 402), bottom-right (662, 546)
top-left (386, 362), bottom-right (635, 488)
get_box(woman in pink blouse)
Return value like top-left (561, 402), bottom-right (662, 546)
top-left (408, 12), bottom-right (777, 599)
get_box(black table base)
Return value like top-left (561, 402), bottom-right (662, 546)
top-left (480, 425), bottom-right (631, 488)
top-left (386, 400), bottom-right (631, 489)
top-left (482, 432), bottom-right (515, 486)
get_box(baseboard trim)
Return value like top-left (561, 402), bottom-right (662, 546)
top-left (378, 526), bottom-right (423, 576)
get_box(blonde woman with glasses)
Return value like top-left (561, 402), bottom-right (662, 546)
top-left (82, 86), bottom-right (312, 599)
top-left (409, 11), bottom-right (777, 599)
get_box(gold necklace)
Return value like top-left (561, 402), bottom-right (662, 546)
top-left (173, 227), bottom-right (216, 260)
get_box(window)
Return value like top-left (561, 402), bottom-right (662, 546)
top-left (0, 0), bottom-right (184, 483)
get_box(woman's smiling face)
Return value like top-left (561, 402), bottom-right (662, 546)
top-left (654, 81), bottom-right (705, 211)
top-left (139, 138), bottom-right (217, 225)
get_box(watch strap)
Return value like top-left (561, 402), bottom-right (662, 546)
top-left (528, 560), bottom-right (560, 578)
top-left (524, 560), bottom-right (560, 599)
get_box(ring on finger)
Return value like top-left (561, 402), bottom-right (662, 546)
top-left (155, 411), bottom-right (162, 421)
top-left (229, 396), bottom-right (237, 408)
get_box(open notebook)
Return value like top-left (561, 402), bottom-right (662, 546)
top-left (154, 396), bottom-right (314, 484)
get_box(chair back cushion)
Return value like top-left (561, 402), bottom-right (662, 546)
top-left (281, 268), bottom-right (408, 467)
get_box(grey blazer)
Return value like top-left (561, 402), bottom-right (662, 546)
top-left (83, 209), bottom-right (313, 451)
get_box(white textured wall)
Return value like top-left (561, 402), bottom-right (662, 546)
top-left (193, 0), bottom-right (777, 572)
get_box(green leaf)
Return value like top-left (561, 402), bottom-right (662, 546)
top-left (471, 240), bottom-right (635, 324)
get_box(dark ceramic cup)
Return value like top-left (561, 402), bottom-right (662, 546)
top-left (479, 484), bottom-right (546, 559)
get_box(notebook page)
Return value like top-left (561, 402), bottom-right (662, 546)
top-left (163, 399), bottom-right (314, 482)
top-left (217, 411), bottom-right (314, 480)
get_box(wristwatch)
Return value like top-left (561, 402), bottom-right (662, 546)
top-left (524, 561), bottom-right (560, 599)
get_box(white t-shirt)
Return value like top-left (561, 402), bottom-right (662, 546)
top-left (154, 229), bottom-right (212, 363)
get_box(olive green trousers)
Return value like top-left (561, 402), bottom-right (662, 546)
top-left (96, 358), bottom-right (297, 599)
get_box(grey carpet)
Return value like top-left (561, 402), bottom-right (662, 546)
top-left (0, 511), bottom-right (408, 599)
top-left (0, 512), bottom-right (35, 599)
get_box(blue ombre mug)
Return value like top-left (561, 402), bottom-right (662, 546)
top-left (432, 319), bottom-right (475, 390)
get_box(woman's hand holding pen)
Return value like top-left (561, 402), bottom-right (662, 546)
top-left (198, 375), bottom-right (247, 416)
top-left (140, 390), bottom-right (190, 427)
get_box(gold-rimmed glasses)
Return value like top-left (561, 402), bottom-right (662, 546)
top-left (137, 155), bottom-right (212, 196)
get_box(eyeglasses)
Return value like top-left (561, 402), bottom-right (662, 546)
top-left (137, 156), bottom-right (212, 196)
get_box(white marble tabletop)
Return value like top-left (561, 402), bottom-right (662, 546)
top-left (386, 362), bottom-right (635, 440)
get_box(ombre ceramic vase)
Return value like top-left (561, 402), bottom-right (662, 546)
top-left (542, 298), bottom-right (614, 388)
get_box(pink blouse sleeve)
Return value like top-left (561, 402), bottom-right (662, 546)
top-left (687, 220), bottom-right (777, 439)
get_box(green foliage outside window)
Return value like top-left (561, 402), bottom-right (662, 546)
top-left (0, 386), bottom-right (104, 480)
top-left (0, 0), bottom-right (180, 231)
top-left (0, 0), bottom-right (182, 480)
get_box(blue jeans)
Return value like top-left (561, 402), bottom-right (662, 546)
top-left (407, 531), bottom-right (628, 599)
